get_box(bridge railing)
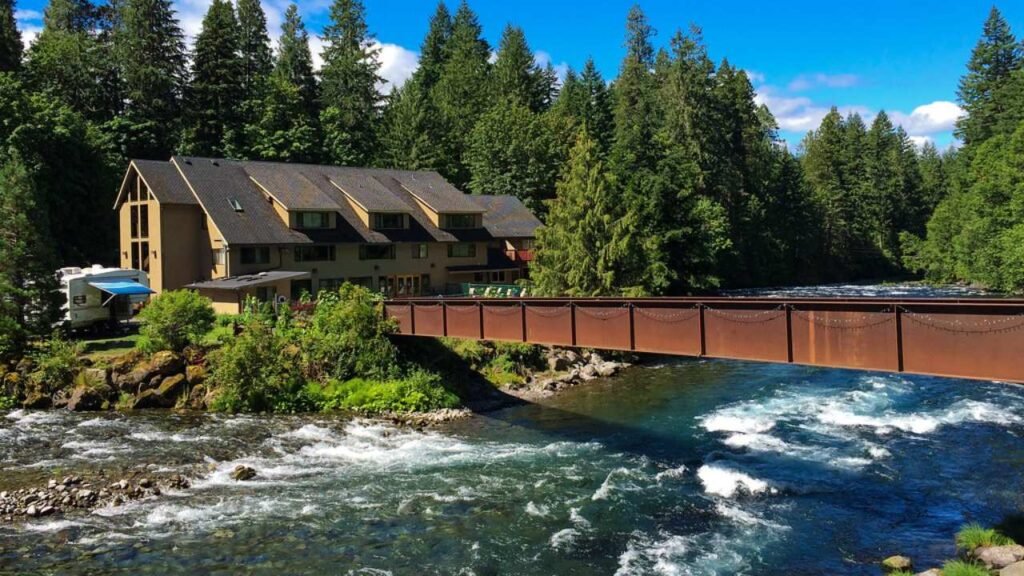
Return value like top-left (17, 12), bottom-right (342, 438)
top-left (383, 297), bottom-right (1024, 383)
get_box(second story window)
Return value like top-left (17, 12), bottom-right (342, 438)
top-left (372, 213), bottom-right (406, 230)
top-left (240, 246), bottom-right (271, 265)
top-left (296, 211), bottom-right (331, 229)
top-left (447, 243), bottom-right (477, 258)
top-left (294, 245), bottom-right (336, 262)
top-left (411, 244), bottom-right (428, 259)
top-left (443, 213), bottom-right (478, 229)
top-left (359, 244), bottom-right (396, 260)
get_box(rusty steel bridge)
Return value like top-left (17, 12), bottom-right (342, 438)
top-left (384, 296), bottom-right (1024, 383)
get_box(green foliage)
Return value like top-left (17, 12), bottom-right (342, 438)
top-left (0, 0), bottom-right (20, 72)
top-left (244, 73), bottom-right (321, 162)
top-left (314, 370), bottom-right (458, 413)
top-left (30, 333), bottom-right (81, 393)
top-left (138, 290), bottom-right (216, 352)
top-left (0, 394), bottom-right (16, 410)
top-left (0, 154), bottom-right (63, 360)
top-left (274, 4), bottom-right (319, 120)
top-left (956, 523), bottom-right (1015, 551)
top-left (378, 79), bottom-right (445, 171)
top-left (318, 0), bottom-right (381, 165)
top-left (956, 7), bottom-right (1022, 145)
top-left (180, 0), bottom-right (244, 157)
top-left (941, 560), bottom-right (994, 576)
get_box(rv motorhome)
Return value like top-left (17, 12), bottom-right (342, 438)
top-left (57, 266), bottom-right (154, 330)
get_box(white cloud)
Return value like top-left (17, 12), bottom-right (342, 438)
top-left (908, 135), bottom-right (933, 148)
top-left (754, 86), bottom-right (869, 133)
top-left (375, 41), bottom-right (419, 92)
top-left (534, 50), bottom-right (570, 83)
top-left (743, 69), bottom-right (765, 84)
top-left (888, 101), bottom-right (963, 135)
top-left (14, 9), bottom-right (42, 21)
top-left (788, 72), bottom-right (860, 92)
top-left (14, 7), bottom-right (42, 47)
top-left (19, 25), bottom-right (41, 48)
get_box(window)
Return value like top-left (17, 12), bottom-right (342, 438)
top-left (421, 274), bottom-right (431, 292)
top-left (213, 248), bottom-right (226, 266)
top-left (296, 212), bottom-right (331, 229)
top-left (241, 247), bottom-right (271, 265)
top-left (443, 213), bottom-right (478, 229)
top-left (372, 213), bottom-right (406, 230)
top-left (318, 278), bottom-right (345, 292)
top-left (359, 244), bottom-right (396, 260)
top-left (140, 241), bottom-right (150, 272)
top-left (255, 286), bottom-right (276, 302)
top-left (447, 243), bottom-right (477, 258)
top-left (130, 207), bottom-right (139, 239)
top-left (411, 244), bottom-right (428, 259)
top-left (140, 204), bottom-right (149, 238)
top-left (294, 245), bottom-right (335, 262)
top-left (490, 271), bottom-right (506, 283)
top-left (291, 279), bottom-right (313, 297)
top-left (349, 276), bottom-right (373, 288)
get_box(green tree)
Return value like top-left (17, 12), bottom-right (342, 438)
top-left (378, 79), bottom-right (444, 170)
top-left (109, 0), bottom-right (187, 160)
top-left (0, 0), bottom-right (21, 72)
top-left (414, 1), bottom-right (451, 91)
top-left (432, 0), bottom-right (490, 186)
top-left (551, 58), bottom-right (613, 154)
top-left (0, 154), bottom-right (62, 360)
top-left (138, 290), bottom-right (215, 352)
top-left (917, 140), bottom-right (949, 211)
top-left (955, 7), bottom-right (1022, 145)
top-left (244, 73), bottom-right (320, 163)
top-left (465, 97), bottom-right (558, 212)
top-left (236, 0), bottom-right (272, 94)
top-left (180, 0), bottom-right (244, 157)
top-left (276, 4), bottom-right (318, 115)
top-left (491, 24), bottom-right (545, 111)
top-left (319, 0), bottom-right (381, 165)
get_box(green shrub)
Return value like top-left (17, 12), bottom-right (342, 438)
top-left (942, 560), bottom-right (992, 576)
top-left (315, 370), bottom-right (459, 413)
top-left (0, 394), bottom-right (16, 410)
top-left (30, 333), bottom-right (81, 392)
top-left (956, 523), bottom-right (1015, 551)
top-left (137, 290), bottom-right (215, 352)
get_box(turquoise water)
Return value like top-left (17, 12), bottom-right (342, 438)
top-left (2, 358), bottom-right (1023, 575)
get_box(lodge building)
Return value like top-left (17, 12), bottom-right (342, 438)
top-left (113, 157), bottom-right (540, 314)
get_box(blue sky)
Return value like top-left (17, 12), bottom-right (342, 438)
top-left (14, 0), bottom-right (1023, 148)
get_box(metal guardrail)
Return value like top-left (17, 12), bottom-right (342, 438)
top-left (384, 296), bottom-right (1024, 383)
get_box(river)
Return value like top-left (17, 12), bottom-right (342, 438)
top-left (2, 284), bottom-right (1023, 575)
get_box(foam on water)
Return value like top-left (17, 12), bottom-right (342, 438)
top-left (525, 501), bottom-right (549, 517)
top-left (696, 464), bottom-right (771, 498)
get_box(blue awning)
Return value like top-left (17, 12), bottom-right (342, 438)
top-left (88, 280), bottom-right (155, 296)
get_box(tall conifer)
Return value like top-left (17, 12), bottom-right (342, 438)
top-left (956, 7), bottom-right (1022, 145)
top-left (0, 0), bottom-right (22, 71)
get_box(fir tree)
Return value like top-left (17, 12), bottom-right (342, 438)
top-left (0, 154), bottom-right (62, 359)
top-left (275, 4), bottom-right (318, 116)
top-left (236, 0), bottom-right (272, 94)
top-left (491, 24), bottom-right (544, 111)
top-left (244, 73), bottom-right (320, 163)
top-left (110, 0), bottom-right (187, 160)
top-left (378, 79), bottom-right (443, 171)
top-left (0, 0), bottom-right (21, 71)
top-left (319, 0), bottom-right (382, 165)
top-left (432, 0), bottom-right (490, 186)
top-left (955, 7), bottom-right (1022, 145)
top-left (917, 141), bottom-right (948, 211)
top-left (415, 1), bottom-right (451, 91)
top-left (180, 0), bottom-right (244, 157)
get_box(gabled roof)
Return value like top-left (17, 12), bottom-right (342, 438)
top-left (113, 160), bottom-right (198, 207)
top-left (473, 195), bottom-right (543, 239)
top-left (115, 157), bottom-right (541, 246)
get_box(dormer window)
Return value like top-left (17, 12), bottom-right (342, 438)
top-left (296, 211), bottom-right (331, 229)
top-left (372, 212), bottom-right (408, 230)
top-left (442, 213), bottom-right (479, 229)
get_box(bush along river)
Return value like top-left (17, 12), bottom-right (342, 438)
top-left (2, 285), bottom-right (1023, 575)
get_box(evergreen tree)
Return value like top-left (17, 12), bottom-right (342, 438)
top-left (181, 0), bottom-right (244, 157)
top-left (533, 130), bottom-right (647, 296)
top-left (491, 24), bottom-right (544, 111)
top-left (955, 7), bottom-right (1022, 145)
top-left (0, 0), bottom-right (21, 71)
top-left (319, 0), bottom-right (382, 165)
top-left (415, 1), bottom-right (451, 91)
top-left (917, 141), bottom-right (948, 211)
top-left (275, 4), bottom-right (318, 116)
top-left (801, 108), bottom-right (858, 275)
top-left (24, 0), bottom-right (108, 119)
top-left (432, 0), bottom-right (490, 186)
top-left (236, 0), bottom-right (272, 94)
top-left (551, 57), bottom-right (612, 152)
top-left (0, 154), bottom-right (62, 360)
top-left (244, 73), bottom-right (320, 163)
top-left (109, 0), bottom-right (187, 160)
top-left (465, 97), bottom-right (558, 212)
top-left (378, 79), bottom-right (443, 171)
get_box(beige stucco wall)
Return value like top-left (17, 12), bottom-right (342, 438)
top-left (198, 278), bottom-right (294, 315)
top-left (160, 204), bottom-right (205, 291)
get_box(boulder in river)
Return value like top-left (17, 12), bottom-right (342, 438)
top-left (1001, 561), bottom-right (1024, 576)
top-left (21, 393), bottom-right (51, 409)
top-left (230, 465), bottom-right (257, 481)
top-left (132, 389), bottom-right (175, 410)
top-left (115, 351), bottom-right (183, 391)
top-left (976, 545), bottom-right (1024, 570)
top-left (156, 374), bottom-right (188, 401)
top-left (881, 555), bottom-right (912, 573)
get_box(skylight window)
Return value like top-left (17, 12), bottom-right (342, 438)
top-left (228, 198), bottom-right (244, 212)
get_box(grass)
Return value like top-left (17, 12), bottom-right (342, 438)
top-left (78, 333), bottom-right (142, 362)
top-left (956, 523), bottom-right (1015, 551)
top-left (942, 560), bottom-right (993, 576)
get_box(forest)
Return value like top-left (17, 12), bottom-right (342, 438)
top-left (0, 0), bottom-right (1020, 351)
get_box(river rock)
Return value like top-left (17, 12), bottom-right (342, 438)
top-left (977, 545), bottom-right (1024, 570)
top-left (132, 389), bottom-right (174, 410)
top-left (580, 364), bottom-right (597, 380)
top-left (595, 362), bottom-right (620, 378)
top-left (66, 383), bottom-right (110, 412)
top-left (230, 465), bottom-right (257, 481)
top-left (915, 570), bottom-right (942, 576)
top-left (185, 364), bottom-right (207, 385)
top-left (187, 384), bottom-right (208, 409)
top-left (156, 374), bottom-right (188, 401)
top-left (21, 393), bottom-right (51, 409)
top-left (116, 351), bottom-right (183, 390)
top-left (881, 555), bottom-right (913, 573)
top-left (1001, 561), bottom-right (1024, 576)
top-left (547, 356), bottom-right (570, 372)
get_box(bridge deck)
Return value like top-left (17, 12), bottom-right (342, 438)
top-left (384, 297), bottom-right (1024, 383)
